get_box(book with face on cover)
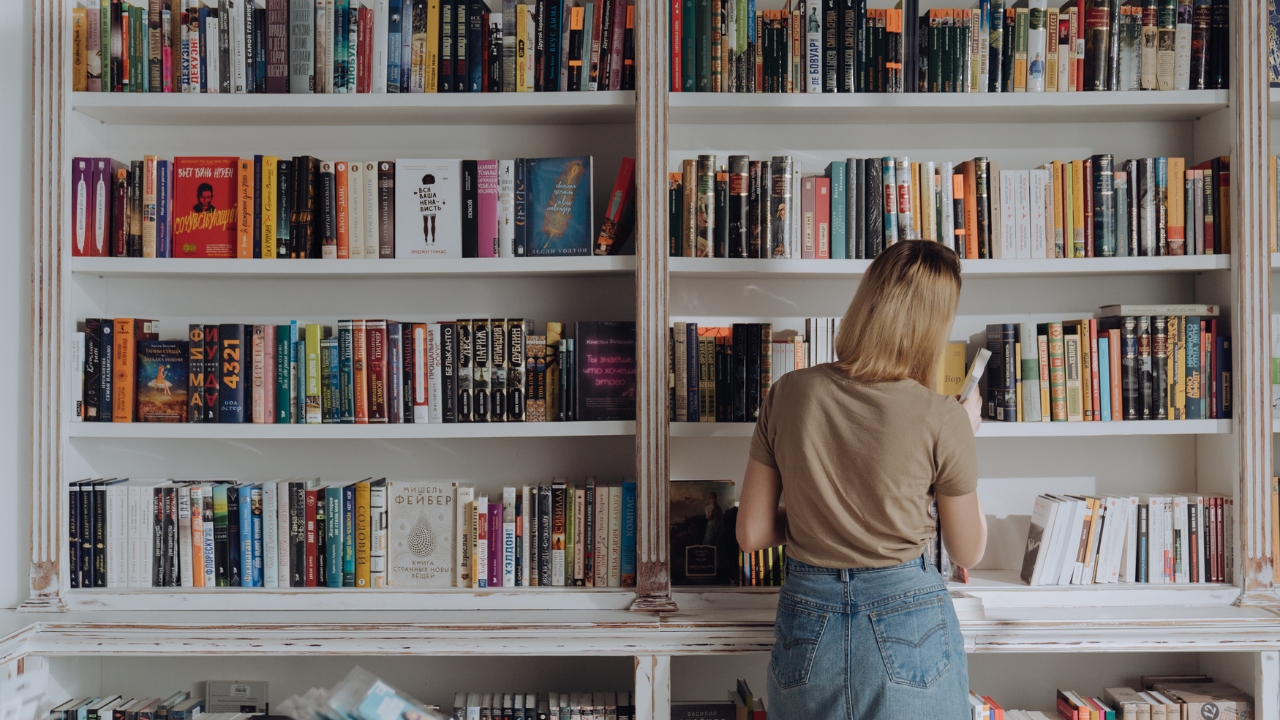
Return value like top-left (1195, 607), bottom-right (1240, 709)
top-left (172, 157), bottom-right (239, 258)
top-left (394, 159), bottom-right (463, 257)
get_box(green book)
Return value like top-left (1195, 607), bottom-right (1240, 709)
top-left (326, 486), bottom-right (343, 588)
top-left (275, 324), bottom-right (292, 423)
top-left (305, 324), bottom-right (322, 424)
top-left (827, 162), bottom-right (847, 259)
top-left (100, 1), bottom-right (111, 91)
top-left (1015, 8), bottom-right (1029, 90)
top-left (695, 0), bottom-right (712, 91)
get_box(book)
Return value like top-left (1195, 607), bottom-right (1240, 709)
top-left (670, 480), bottom-right (739, 585)
top-left (172, 156), bottom-right (238, 257)
top-left (387, 480), bottom-right (455, 587)
top-left (394, 159), bottom-right (463, 257)
top-left (135, 340), bottom-right (188, 422)
top-left (526, 156), bottom-right (594, 256)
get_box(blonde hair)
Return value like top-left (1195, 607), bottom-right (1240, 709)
top-left (832, 240), bottom-right (962, 387)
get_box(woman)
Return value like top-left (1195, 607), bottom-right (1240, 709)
top-left (738, 240), bottom-right (986, 720)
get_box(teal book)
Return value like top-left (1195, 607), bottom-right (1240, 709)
top-left (275, 324), bottom-right (292, 423)
top-left (620, 480), bottom-right (637, 587)
top-left (1099, 337), bottom-right (1112, 421)
top-left (527, 156), bottom-right (594, 256)
top-left (1186, 317), bottom-right (1202, 419)
top-left (827, 162), bottom-right (847, 260)
top-left (136, 340), bottom-right (189, 422)
top-left (250, 485), bottom-right (263, 587)
top-left (343, 483), bottom-right (356, 586)
top-left (326, 486), bottom-right (344, 588)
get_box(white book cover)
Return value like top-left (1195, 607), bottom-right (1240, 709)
top-left (230, 0), bottom-right (247, 93)
top-left (521, 485), bottom-right (532, 586)
top-left (1021, 495), bottom-right (1058, 585)
top-left (262, 481), bottom-right (278, 588)
top-left (939, 163), bottom-right (955, 250)
top-left (455, 486), bottom-right (474, 587)
top-left (427, 323), bottom-right (442, 423)
top-left (1018, 322), bottom-right (1042, 421)
top-left (177, 486), bottom-right (194, 587)
top-left (205, 2), bottom-right (220, 94)
top-left (361, 162), bottom-right (378, 258)
top-left (1120, 495), bottom-right (1138, 582)
top-left (115, 481), bottom-right (132, 588)
top-left (1163, 496), bottom-right (1175, 582)
top-left (371, 481), bottom-right (388, 587)
top-left (1026, 0), bottom-right (1047, 91)
top-left (126, 484), bottom-right (142, 587)
top-left (473, 495), bottom-right (488, 588)
top-left (413, 323), bottom-right (430, 423)
top-left (1052, 497), bottom-right (1085, 586)
top-left (498, 160), bottom-right (515, 257)
top-left (502, 487), bottom-right (516, 587)
top-left (805, 2), bottom-right (821, 93)
top-left (71, 331), bottom-right (83, 421)
top-left (104, 483), bottom-right (121, 587)
top-left (348, 162), bottom-right (365, 258)
top-left (387, 480), bottom-right (455, 587)
top-left (608, 485), bottom-right (622, 587)
top-left (395, 159), bottom-right (463, 257)
top-left (372, 0), bottom-right (390, 92)
top-left (1015, 170), bottom-right (1031, 258)
top-left (276, 479), bottom-right (290, 588)
top-left (1173, 8), bottom-right (1191, 90)
top-left (1091, 495), bottom-right (1120, 583)
top-left (1057, 30), bottom-right (1070, 92)
top-left (996, 171), bottom-right (1017, 258)
top-left (1104, 495), bottom-right (1131, 583)
top-left (1030, 168), bottom-right (1049, 258)
top-left (1144, 496), bottom-right (1165, 584)
top-left (1172, 495), bottom-right (1189, 583)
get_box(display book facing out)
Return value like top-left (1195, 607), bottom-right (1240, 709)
top-left (69, 319), bottom-right (637, 425)
top-left (68, 0), bottom-right (637, 93)
top-left (669, 153), bottom-right (1229, 261)
top-left (65, 477), bottom-right (638, 590)
top-left (670, 0), bottom-right (1230, 93)
top-left (68, 155), bottom-right (636, 259)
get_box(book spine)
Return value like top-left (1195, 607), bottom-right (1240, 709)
top-left (218, 323), bottom-right (245, 422)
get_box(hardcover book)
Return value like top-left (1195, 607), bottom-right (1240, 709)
top-left (136, 340), bottom-right (188, 422)
top-left (394, 159), bottom-right (463, 257)
top-left (526, 156), bottom-right (594, 256)
top-left (387, 480), bottom-right (455, 587)
top-left (574, 321), bottom-right (636, 421)
top-left (172, 157), bottom-right (239, 258)
top-left (670, 480), bottom-right (739, 586)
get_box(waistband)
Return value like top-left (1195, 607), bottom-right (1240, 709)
top-left (785, 554), bottom-right (929, 581)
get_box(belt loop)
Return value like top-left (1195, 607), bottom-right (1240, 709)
top-left (840, 568), bottom-right (850, 583)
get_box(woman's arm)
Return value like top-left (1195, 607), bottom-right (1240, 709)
top-left (937, 491), bottom-right (987, 569)
top-left (737, 458), bottom-right (787, 553)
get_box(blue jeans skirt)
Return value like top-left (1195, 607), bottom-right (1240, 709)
top-left (766, 555), bottom-right (969, 720)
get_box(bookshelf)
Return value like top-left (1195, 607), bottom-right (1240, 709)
top-left (9, 0), bottom-right (1280, 717)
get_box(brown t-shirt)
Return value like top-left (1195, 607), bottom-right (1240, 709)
top-left (749, 364), bottom-right (979, 569)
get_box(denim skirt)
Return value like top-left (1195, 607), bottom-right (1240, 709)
top-left (766, 555), bottom-right (969, 720)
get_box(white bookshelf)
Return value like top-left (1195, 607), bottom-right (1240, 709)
top-left (672, 256), bottom-right (1231, 279)
top-left (67, 421), bottom-right (637, 439)
top-left (670, 419), bottom-right (1232, 438)
top-left (70, 257), bottom-right (638, 279)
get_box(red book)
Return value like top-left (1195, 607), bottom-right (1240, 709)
top-left (815, 177), bottom-right (831, 260)
top-left (305, 489), bottom-right (318, 587)
top-left (800, 176), bottom-right (816, 259)
top-left (982, 696), bottom-right (1005, 720)
top-left (670, 0), bottom-right (682, 90)
top-left (594, 156), bottom-right (636, 256)
top-left (112, 163), bottom-right (128, 256)
top-left (357, 6), bottom-right (373, 93)
top-left (91, 159), bottom-right (115, 256)
top-left (172, 157), bottom-right (239, 258)
top-left (1056, 691), bottom-right (1080, 720)
top-left (366, 320), bottom-right (388, 423)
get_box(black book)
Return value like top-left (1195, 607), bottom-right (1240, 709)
top-left (489, 13), bottom-right (504, 92)
top-left (715, 335), bottom-right (731, 421)
top-left (534, 0), bottom-right (547, 89)
top-left (1207, 0), bottom-right (1228, 89)
top-left (441, 321), bottom-right (458, 423)
top-left (850, 158), bottom-right (864, 258)
top-left (1001, 8), bottom-right (1015, 91)
top-left (731, 323), bottom-right (748, 422)
top-left (128, 161), bottom-right (143, 256)
top-left (99, 318), bottom-right (115, 420)
top-left (988, 0), bottom-right (1004, 91)
top-left (621, 5), bottom-right (635, 89)
top-left (1136, 502), bottom-right (1149, 582)
top-left (747, 161), bottom-right (762, 258)
top-left (1114, 316), bottom-right (1139, 420)
top-left (1092, 154), bottom-right (1115, 256)
top-left (318, 163), bottom-right (336, 257)
top-left (903, 0), bottom-right (918, 91)
top-left (83, 319), bottom-right (104, 421)
top-left (203, 324), bottom-right (220, 422)
top-left (714, 171), bottom-right (728, 258)
top-left (1125, 159), bottom-right (1140, 256)
top-left (461, 160), bottom-right (479, 257)
top-left (583, 479), bottom-right (595, 584)
top-left (746, 323), bottom-right (761, 420)
top-left (1083, 0), bottom-right (1109, 90)
top-left (386, 323), bottom-right (404, 423)
top-left (856, 0), bottom-right (869, 90)
top-left (686, 323), bottom-right (700, 422)
top-left (726, 156), bottom-right (748, 257)
top-left (1107, 0), bottom-right (1122, 89)
top-left (94, 480), bottom-right (109, 587)
top-left (457, 0), bottom-right (471, 92)
top-left (441, 0), bottom-right (454, 92)
top-left (226, 484), bottom-right (242, 587)
top-left (377, 161), bottom-right (396, 258)
top-left (758, 160), bottom-right (773, 258)
top-left (290, 481), bottom-right (306, 587)
top-left (276, 159), bottom-right (292, 258)
top-left (567, 4), bottom-right (584, 90)
top-left (82, 480), bottom-right (97, 587)
top-left (1137, 315), bottom-right (1153, 419)
top-left (864, 159), bottom-right (882, 258)
top-left (218, 323), bottom-right (246, 422)
top-left (669, 328), bottom-right (677, 422)
top-left (840, 0), bottom-right (857, 91)
top-left (473, 318), bottom-right (490, 422)
top-left (507, 319), bottom-right (525, 421)
top-left (68, 480), bottom-right (83, 588)
top-left (152, 487), bottom-right (164, 587)
top-left (985, 324), bottom-right (1007, 421)
top-left (824, 0), bottom-right (839, 91)
top-left (492, 320), bottom-right (507, 423)
top-left (166, 485), bottom-right (179, 587)
top-left (294, 155), bottom-right (319, 258)
top-left (920, 13), bottom-right (931, 92)
top-left (254, 5), bottom-right (267, 92)
top-left (573, 321), bottom-right (639, 421)
top-left (669, 174), bottom-right (683, 256)
top-left (538, 484), bottom-right (553, 586)
top-left (218, 1), bottom-right (231, 91)
top-left (975, 157), bottom-right (992, 258)
top-left (1153, 316), bottom-right (1168, 420)
top-left (457, 319), bottom-right (474, 422)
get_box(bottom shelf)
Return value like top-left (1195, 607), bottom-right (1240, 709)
top-left (59, 587), bottom-right (639, 612)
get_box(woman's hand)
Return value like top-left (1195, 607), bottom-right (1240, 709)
top-left (960, 392), bottom-right (982, 435)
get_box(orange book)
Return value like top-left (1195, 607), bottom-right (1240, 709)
top-left (112, 318), bottom-right (158, 422)
top-left (959, 161), bottom-right (979, 259)
top-left (237, 159), bottom-right (254, 258)
top-left (1108, 328), bottom-right (1122, 421)
top-left (1088, 318), bottom-right (1101, 421)
top-left (352, 319), bottom-right (369, 423)
top-left (190, 486), bottom-right (206, 586)
top-left (1052, 161), bottom-right (1065, 258)
top-left (952, 173), bottom-right (967, 254)
top-left (982, 696), bottom-right (1005, 720)
top-left (335, 161), bottom-right (350, 259)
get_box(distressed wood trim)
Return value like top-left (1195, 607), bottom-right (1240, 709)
top-left (1257, 652), bottom-right (1279, 720)
top-left (631, 0), bottom-right (676, 614)
top-left (632, 655), bottom-right (669, 720)
top-left (1232, 0), bottom-right (1275, 605)
top-left (22, 0), bottom-right (67, 613)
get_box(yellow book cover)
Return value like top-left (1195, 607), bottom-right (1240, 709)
top-left (237, 159), bottom-right (254, 258)
top-left (1171, 316), bottom-right (1186, 419)
top-left (1061, 161), bottom-right (1074, 258)
top-left (1046, 9), bottom-right (1059, 91)
top-left (1168, 157), bottom-right (1185, 254)
top-left (355, 480), bottom-right (372, 588)
top-left (1068, 320), bottom-right (1092, 421)
top-left (1038, 333), bottom-right (1051, 421)
top-left (1015, 341), bottom-right (1024, 422)
top-left (113, 318), bottom-right (135, 422)
top-left (73, 8), bottom-right (87, 91)
top-left (142, 155), bottom-right (159, 258)
top-left (1071, 159), bottom-right (1085, 258)
top-left (1052, 160), bottom-right (1065, 257)
top-left (424, 0), bottom-right (441, 92)
top-left (516, 4), bottom-right (531, 91)
top-left (1081, 497), bottom-right (1102, 582)
top-left (545, 322), bottom-right (563, 421)
top-left (261, 157), bottom-right (278, 259)
top-left (305, 323), bottom-right (323, 424)
top-left (911, 162), bottom-right (922, 237)
top-left (935, 342), bottom-right (967, 396)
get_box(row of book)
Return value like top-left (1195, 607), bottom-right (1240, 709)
top-left (669, 154), bottom-right (1231, 261)
top-left (70, 0), bottom-right (636, 94)
top-left (450, 693), bottom-right (638, 720)
top-left (45, 692), bottom-right (205, 720)
top-left (1019, 492), bottom-right (1235, 587)
top-left (70, 318), bottom-right (637, 425)
top-left (670, 0), bottom-right (1230, 93)
top-left (668, 322), bottom-right (780, 423)
top-left (68, 476), bottom-right (638, 589)
top-left (974, 305), bottom-right (1231, 422)
top-left (669, 478), bottom-right (786, 586)
top-left (1051, 679), bottom-right (1252, 720)
top-left (70, 155), bottom-right (634, 260)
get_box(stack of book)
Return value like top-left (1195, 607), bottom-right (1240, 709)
top-left (70, 318), bottom-right (637, 425)
top-left (71, 0), bottom-right (637, 93)
top-left (1019, 492), bottom-right (1234, 587)
top-left (69, 155), bottom-right (635, 259)
top-left (452, 692), bottom-right (636, 719)
top-left (669, 154), bottom-right (1229, 260)
top-left (671, 0), bottom-right (1229, 93)
top-left (45, 693), bottom-right (205, 720)
top-left (67, 476), bottom-right (638, 590)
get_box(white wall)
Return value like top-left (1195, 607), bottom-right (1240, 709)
top-left (0, 1), bottom-right (33, 610)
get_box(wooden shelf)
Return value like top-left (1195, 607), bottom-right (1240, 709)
top-left (70, 256), bottom-right (637, 279)
top-left (669, 90), bottom-right (1229, 125)
top-left (59, 587), bottom-right (638, 612)
top-left (670, 419), bottom-right (1231, 437)
top-left (670, 256), bottom-right (1230, 279)
top-left (68, 421), bottom-right (636, 439)
top-left (70, 91), bottom-right (637, 126)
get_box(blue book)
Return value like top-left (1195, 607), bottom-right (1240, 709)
top-left (1186, 317), bottom-right (1202, 419)
top-left (527, 156), bottom-right (594, 256)
top-left (250, 485), bottom-right (263, 586)
top-left (326, 486), bottom-right (344, 588)
top-left (327, 337), bottom-right (341, 422)
top-left (620, 481), bottom-right (637, 587)
top-left (156, 159), bottom-right (171, 257)
top-left (289, 320), bottom-right (299, 422)
top-left (827, 162), bottom-right (847, 260)
top-left (239, 484), bottom-right (255, 587)
top-left (343, 484), bottom-right (356, 586)
top-left (338, 321), bottom-right (355, 422)
top-left (387, 0), bottom-right (403, 92)
top-left (1098, 337), bottom-right (1112, 421)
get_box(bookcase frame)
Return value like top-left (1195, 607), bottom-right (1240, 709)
top-left (14, 0), bottom-right (1280, 713)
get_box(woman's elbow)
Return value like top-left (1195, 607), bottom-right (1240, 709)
top-left (737, 524), bottom-right (766, 554)
top-left (948, 543), bottom-right (985, 570)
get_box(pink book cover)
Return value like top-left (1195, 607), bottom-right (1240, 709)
top-left (488, 502), bottom-right (503, 587)
top-left (801, 177), bottom-right (815, 259)
top-left (815, 177), bottom-right (830, 259)
top-left (607, 0), bottom-right (628, 89)
top-left (478, 160), bottom-right (500, 258)
top-left (263, 324), bottom-right (277, 424)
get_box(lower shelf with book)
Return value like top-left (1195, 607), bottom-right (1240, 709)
top-left (669, 420), bottom-right (1231, 438)
top-left (59, 588), bottom-right (640, 612)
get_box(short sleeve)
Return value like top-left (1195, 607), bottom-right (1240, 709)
top-left (749, 376), bottom-right (780, 469)
top-left (933, 399), bottom-right (978, 496)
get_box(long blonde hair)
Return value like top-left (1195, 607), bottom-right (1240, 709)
top-left (832, 240), bottom-right (962, 387)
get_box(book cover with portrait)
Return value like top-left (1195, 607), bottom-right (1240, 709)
top-left (172, 157), bottom-right (239, 258)
top-left (670, 480), bottom-right (739, 586)
top-left (394, 159), bottom-right (463, 257)
top-left (136, 340), bottom-right (189, 422)
top-left (527, 156), bottom-right (594, 256)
